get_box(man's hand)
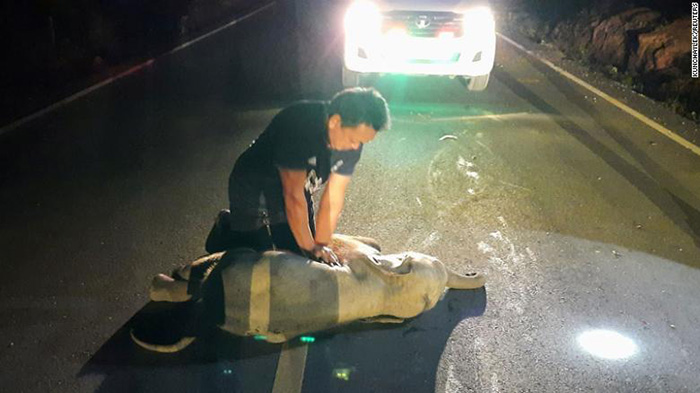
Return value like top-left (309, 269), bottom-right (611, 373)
top-left (315, 173), bottom-right (351, 246)
top-left (303, 244), bottom-right (342, 267)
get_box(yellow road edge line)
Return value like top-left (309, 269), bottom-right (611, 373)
top-left (272, 343), bottom-right (309, 393)
top-left (0, 2), bottom-right (276, 136)
top-left (497, 32), bottom-right (700, 158)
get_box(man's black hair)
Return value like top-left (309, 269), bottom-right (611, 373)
top-left (328, 87), bottom-right (391, 131)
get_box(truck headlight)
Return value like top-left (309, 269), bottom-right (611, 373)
top-left (462, 7), bottom-right (495, 37)
top-left (344, 1), bottom-right (382, 43)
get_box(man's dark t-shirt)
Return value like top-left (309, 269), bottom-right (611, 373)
top-left (228, 101), bottom-right (362, 231)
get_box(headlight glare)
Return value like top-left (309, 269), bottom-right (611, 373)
top-left (462, 7), bottom-right (495, 36)
top-left (344, 1), bottom-right (382, 41)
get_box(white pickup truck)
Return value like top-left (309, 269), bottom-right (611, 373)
top-left (342, 0), bottom-right (496, 91)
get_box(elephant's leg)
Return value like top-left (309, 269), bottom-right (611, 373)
top-left (156, 253), bottom-right (224, 303)
top-left (150, 274), bottom-right (192, 302)
top-left (170, 253), bottom-right (215, 281)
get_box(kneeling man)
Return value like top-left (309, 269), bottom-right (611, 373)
top-left (208, 88), bottom-right (391, 265)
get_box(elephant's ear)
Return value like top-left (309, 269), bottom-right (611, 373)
top-left (364, 254), bottom-right (414, 277)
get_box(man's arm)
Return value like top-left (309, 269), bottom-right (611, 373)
top-left (315, 173), bottom-right (352, 246)
top-left (278, 168), bottom-right (315, 251)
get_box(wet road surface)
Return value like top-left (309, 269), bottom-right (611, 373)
top-left (1, 1), bottom-right (699, 392)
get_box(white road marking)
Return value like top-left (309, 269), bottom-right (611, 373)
top-left (249, 256), bottom-right (309, 393)
top-left (0, 2), bottom-right (276, 136)
top-left (272, 342), bottom-right (309, 393)
top-left (164, 2), bottom-right (275, 56)
top-left (498, 33), bottom-right (700, 157)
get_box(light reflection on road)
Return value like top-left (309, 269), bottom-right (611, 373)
top-left (577, 329), bottom-right (639, 360)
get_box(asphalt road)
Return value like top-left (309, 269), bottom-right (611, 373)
top-left (1, 1), bottom-right (700, 392)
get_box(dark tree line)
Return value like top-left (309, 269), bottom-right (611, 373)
top-left (0, 0), bottom-right (257, 124)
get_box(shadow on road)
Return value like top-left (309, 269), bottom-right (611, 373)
top-left (493, 66), bottom-right (700, 266)
top-left (79, 287), bottom-right (487, 393)
top-left (521, 56), bottom-right (700, 253)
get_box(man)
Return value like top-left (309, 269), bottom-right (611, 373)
top-left (206, 88), bottom-right (390, 265)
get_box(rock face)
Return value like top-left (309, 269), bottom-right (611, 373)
top-left (550, 10), bottom-right (600, 59)
top-left (630, 17), bottom-right (692, 73)
top-left (588, 8), bottom-right (661, 69)
top-left (513, 2), bottom-right (699, 118)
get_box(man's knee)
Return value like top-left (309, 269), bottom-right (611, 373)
top-left (270, 224), bottom-right (302, 253)
top-left (205, 209), bottom-right (233, 254)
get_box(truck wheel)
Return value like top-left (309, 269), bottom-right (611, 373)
top-left (342, 66), bottom-right (361, 87)
top-left (465, 73), bottom-right (490, 91)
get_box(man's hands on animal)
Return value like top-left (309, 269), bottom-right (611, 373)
top-left (303, 243), bottom-right (342, 266)
top-left (223, 89), bottom-right (391, 255)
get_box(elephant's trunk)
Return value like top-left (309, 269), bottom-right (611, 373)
top-left (130, 329), bottom-right (196, 353)
top-left (446, 269), bottom-right (486, 289)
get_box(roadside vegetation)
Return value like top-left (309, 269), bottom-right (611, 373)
top-left (1, 0), bottom-right (258, 126)
top-left (509, 0), bottom-right (699, 122)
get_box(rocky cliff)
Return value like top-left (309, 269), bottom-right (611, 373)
top-left (509, 0), bottom-right (698, 121)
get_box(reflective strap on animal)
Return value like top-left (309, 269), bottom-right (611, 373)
top-left (248, 258), bottom-right (271, 334)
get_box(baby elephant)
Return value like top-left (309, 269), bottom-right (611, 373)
top-left (132, 234), bottom-right (485, 352)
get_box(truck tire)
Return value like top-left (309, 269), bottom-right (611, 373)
top-left (466, 73), bottom-right (490, 92)
top-left (342, 66), bottom-right (361, 87)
